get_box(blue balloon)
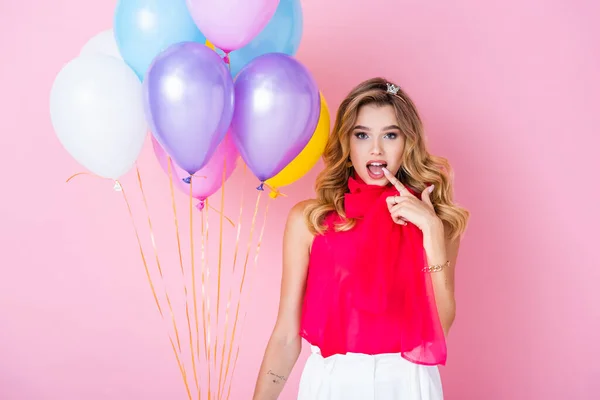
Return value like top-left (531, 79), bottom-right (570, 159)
top-left (114, 0), bottom-right (207, 80)
top-left (228, 0), bottom-right (303, 78)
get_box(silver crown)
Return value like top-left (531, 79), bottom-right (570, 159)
top-left (386, 83), bottom-right (400, 95)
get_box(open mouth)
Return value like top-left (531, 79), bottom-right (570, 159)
top-left (366, 161), bottom-right (387, 179)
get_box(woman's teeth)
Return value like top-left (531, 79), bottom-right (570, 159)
top-left (367, 163), bottom-right (386, 177)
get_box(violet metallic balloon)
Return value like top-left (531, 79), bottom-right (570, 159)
top-left (151, 134), bottom-right (239, 209)
top-left (144, 42), bottom-right (235, 175)
top-left (230, 53), bottom-right (320, 183)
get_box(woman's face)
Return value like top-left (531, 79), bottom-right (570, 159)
top-left (349, 104), bottom-right (405, 186)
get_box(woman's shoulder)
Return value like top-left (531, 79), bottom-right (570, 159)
top-left (290, 199), bottom-right (343, 234)
top-left (284, 199), bottom-right (316, 240)
top-left (289, 198), bottom-right (317, 214)
top-left (288, 199), bottom-right (340, 222)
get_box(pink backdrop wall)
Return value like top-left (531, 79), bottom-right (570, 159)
top-left (1, 0), bottom-right (599, 399)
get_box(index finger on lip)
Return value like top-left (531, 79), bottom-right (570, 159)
top-left (382, 167), bottom-right (409, 194)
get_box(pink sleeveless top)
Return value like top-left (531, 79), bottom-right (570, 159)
top-left (299, 209), bottom-right (446, 365)
top-left (299, 212), bottom-right (409, 357)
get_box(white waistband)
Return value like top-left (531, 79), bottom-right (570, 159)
top-left (309, 345), bottom-right (402, 360)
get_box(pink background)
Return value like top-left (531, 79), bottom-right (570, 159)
top-left (1, 0), bottom-right (599, 399)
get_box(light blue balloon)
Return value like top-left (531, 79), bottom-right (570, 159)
top-left (114, 0), bottom-right (207, 80)
top-left (228, 0), bottom-right (303, 78)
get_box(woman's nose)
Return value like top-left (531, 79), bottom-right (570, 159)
top-left (370, 140), bottom-right (383, 155)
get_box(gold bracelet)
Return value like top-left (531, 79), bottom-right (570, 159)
top-left (423, 260), bottom-right (450, 273)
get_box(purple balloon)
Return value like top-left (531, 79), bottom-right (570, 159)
top-left (152, 134), bottom-right (239, 210)
top-left (230, 53), bottom-right (320, 182)
top-left (144, 42), bottom-right (234, 175)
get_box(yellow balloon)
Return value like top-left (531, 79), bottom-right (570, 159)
top-left (266, 93), bottom-right (330, 196)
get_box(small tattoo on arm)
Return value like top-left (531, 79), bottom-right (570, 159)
top-left (267, 370), bottom-right (287, 384)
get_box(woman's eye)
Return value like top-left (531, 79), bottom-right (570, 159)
top-left (384, 133), bottom-right (397, 139)
top-left (354, 132), bottom-right (368, 140)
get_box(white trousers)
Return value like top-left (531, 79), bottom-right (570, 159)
top-left (297, 346), bottom-right (443, 400)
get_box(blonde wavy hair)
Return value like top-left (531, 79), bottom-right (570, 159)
top-left (305, 77), bottom-right (470, 241)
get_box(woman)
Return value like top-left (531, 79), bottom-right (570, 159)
top-left (252, 77), bottom-right (470, 400)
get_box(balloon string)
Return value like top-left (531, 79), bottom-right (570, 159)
top-left (263, 183), bottom-right (288, 199)
top-left (185, 177), bottom-right (234, 229)
top-left (225, 347), bottom-right (241, 400)
top-left (207, 203), bottom-right (235, 228)
top-left (65, 170), bottom-right (240, 228)
top-left (66, 170), bottom-right (199, 397)
top-left (66, 171), bottom-right (194, 396)
top-left (167, 157), bottom-right (200, 393)
top-left (201, 201), bottom-right (212, 399)
top-left (139, 164), bottom-right (183, 351)
top-left (65, 171), bottom-right (96, 183)
top-left (182, 168), bottom-right (201, 399)
top-left (226, 346), bottom-right (240, 400)
top-left (217, 164), bottom-right (247, 399)
top-left (220, 189), bottom-right (263, 397)
top-left (119, 180), bottom-right (193, 400)
top-left (225, 196), bottom-right (272, 400)
top-left (213, 158), bottom-right (227, 395)
top-left (136, 165), bottom-right (198, 391)
top-left (65, 171), bottom-right (124, 191)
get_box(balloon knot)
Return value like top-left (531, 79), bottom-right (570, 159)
top-left (269, 190), bottom-right (280, 199)
top-left (195, 199), bottom-right (205, 211)
top-left (222, 54), bottom-right (230, 64)
top-left (256, 182), bottom-right (265, 191)
top-left (182, 176), bottom-right (192, 184)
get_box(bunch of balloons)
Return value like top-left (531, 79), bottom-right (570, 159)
top-left (49, 0), bottom-right (330, 203)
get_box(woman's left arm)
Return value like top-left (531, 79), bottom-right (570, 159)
top-left (381, 168), bottom-right (461, 336)
top-left (422, 219), bottom-right (460, 336)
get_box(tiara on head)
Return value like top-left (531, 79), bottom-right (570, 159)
top-left (386, 83), bottom-right (400, 95)
top-left (386, 82), bottom-right (407, 104)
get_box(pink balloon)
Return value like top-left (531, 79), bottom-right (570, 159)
top-left (186, 0), bottom-right (279, 52)
top-left (152, 134), bottom-right (239, 210)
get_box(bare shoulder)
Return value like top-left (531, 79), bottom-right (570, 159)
top-left (284, 199), bottom-right (315, 246)
top-left (287, 199), bottom-right (314, 220)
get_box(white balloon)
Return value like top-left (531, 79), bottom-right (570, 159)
top-left (80, 29), bottom-right (123, 60)
top-left (49, 55), bottom-right (147, 179)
